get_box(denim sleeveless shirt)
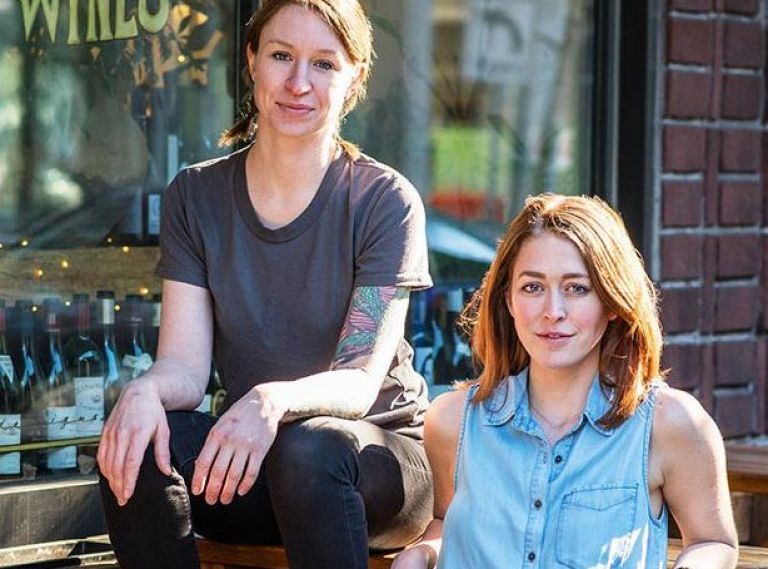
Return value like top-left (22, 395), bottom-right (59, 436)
top-left (438, 369), bottom-right (668, 569)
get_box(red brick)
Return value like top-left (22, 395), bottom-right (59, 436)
top-left (664, 126), bottom-right (708, 172)
top-left (719, 182), bottom-right (762, 225)
top-left (663, 344), bottom-right (702, 389)
top-left (714, 390), bottom-right (756, 437)
top-left (662, 235), bottom-right (704, 279)
top-left (714, 286), bottom-right (759, 331)
top-left (662, 182), bottom-right (703, 227)
top-left (717, 235), bottom-right (761, 278)
top-left (722, 74), bottom-right (762, 119)
top-left (721, 130), bottom-right (760, 172)
top-left (722, 0), bottom-right (760, 14)
top-left (724, 22), bottom-right (764, 69)
top-left (660, 287), bottom-right (701, 332)
top-left (665, 71), bottom-right (712, 119)
top-left (667, 18), bottom-right (714, 65)
top-left (715, 341), bottom-right (758, 386)
top-left (669, 0), bottom-right (712, 9)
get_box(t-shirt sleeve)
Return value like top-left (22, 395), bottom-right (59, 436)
top-left (154, 172), bottom-right (208, 288)
top-left (354, 175), bottom-right (433, 290)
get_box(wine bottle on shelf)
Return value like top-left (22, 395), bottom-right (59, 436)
top-left (446, 288), bottom-right (474, 381)
top-left (146, 293), bottom-right (162, 359)
top-left (195, 364), bottom-right (223, 414)
top-left (409, 292), bottom-right (435, 385)
top-left (63, 294), bottom-right (105, 438)
top-left (41, 299), bottom-right (77, 471)
top-left (431, 290), bottom-right (451, 385)
top-left (97, 291), bottom-right (126, 417)
top-left (0, 300), bottom-right (21, 478)
top-left (122, 295), bottom-right (152, 380)
top-left (16, 299), bottom-right (46, 473)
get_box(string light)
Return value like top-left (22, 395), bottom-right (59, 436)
top-left (34, 268), bottom-right (44, 278)
top-left (0, 243), bottom-right (4, 249)
top-left (64, 301), bottom-right (71, 307)
top-left (31, 305), bottom-right (38, 312)
top-left (114, 304), bottom-right (121, 312)
top-left (61, 260), bottom-right (69, 269)
top-left (139, 287), bottom-right (149, 296)
top-left (122, 246), bottom-right (130, 253)
top-left (178, 54), bottom-right (187, 63)
top-left (107, 237), bottom-right (113, 244)
top-left (20, 239), bottom-right (29, 247)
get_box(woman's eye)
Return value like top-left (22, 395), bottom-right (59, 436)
top-left (272, 51), bottom-right (291, 61)
top-left (315, 60), bottom-right (335, 71)
top-left (567, 283), bottom-right (589, 295)
top-left (521, 283), bottom-right (543, 293)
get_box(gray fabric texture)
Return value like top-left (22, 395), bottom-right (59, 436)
top-left (155, 146), bottom-right (433, 438)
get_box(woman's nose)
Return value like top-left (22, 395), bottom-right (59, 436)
top-left (286, 62), bottom-right (311, 94)
top-left (543, 291), bottom-right (566, 321)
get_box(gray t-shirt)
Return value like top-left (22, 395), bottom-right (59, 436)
top-left (156, 146), bottom-right (433, 438)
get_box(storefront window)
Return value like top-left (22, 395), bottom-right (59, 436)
top-left (0, 0), bottom-right (597, 488)
top-left (0, 0), bottom-right (235, 485)
top-left (351, 0), bottom-right (596, 389)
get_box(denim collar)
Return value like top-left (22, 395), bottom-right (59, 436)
top-left (481, 368), bottom-right (613, 437)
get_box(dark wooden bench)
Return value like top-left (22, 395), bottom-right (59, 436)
top-left (727, 443), bottom-right (768, 495)
top-left (198, 538), bottom-right (768, 569)
top-left (196, 538), bottom-right (395, 569)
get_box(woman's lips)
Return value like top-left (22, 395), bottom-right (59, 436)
top-left (277, 102), bottom-right (313, 115)
top-left (536, 332), bottom-right (574, 345)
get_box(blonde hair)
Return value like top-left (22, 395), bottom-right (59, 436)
top-left (465, 193), bottom-right (664, 429)
top-left (219, 0), bottom-right (374, 157)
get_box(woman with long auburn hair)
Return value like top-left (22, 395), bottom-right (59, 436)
top-left (97, 1), bottom-right (433, 568)
top-left (394, 193), bottom-right (737, 569)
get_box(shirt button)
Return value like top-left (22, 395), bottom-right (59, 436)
top-left (534, 499), bottom-right (542, 509)
top-left (554, 455), bottom-right (563, 464)
top-left (528, 552), bottom-right (536, 562)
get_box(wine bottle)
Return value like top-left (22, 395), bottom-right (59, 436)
top-left (98, 291), bottom-right (126, 417)
top-left (195, 364), bottom-right (224, 414)
top-left (64, 294), bottom-right (105, 437)
top-left (146, 293), bottom-right (162, 359)
top-left (0, 300), bottom-right (21, 478)
top-left (16, 300), bottom-right (46, 473)
top-left (446, 288), bottom-right (474, 380)
top-left (40, 299), bottom-right (77, 471)
top-left (121, 295), bottom-right (152, 380)
top-left (410, 292), bottom-right (435, 385)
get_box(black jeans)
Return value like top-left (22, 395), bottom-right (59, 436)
top-left (99, 411), bottom-right (433, 569)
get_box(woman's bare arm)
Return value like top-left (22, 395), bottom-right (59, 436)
top-left (654, 388), bottom-right (738, 569)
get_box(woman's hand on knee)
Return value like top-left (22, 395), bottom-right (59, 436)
top-left (97, 380), bottom-right (171, 506)
top-left (191, 387), bottom-right (281, 505)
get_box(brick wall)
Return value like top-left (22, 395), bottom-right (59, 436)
top-left (658, 0), bottom-right (767, 437)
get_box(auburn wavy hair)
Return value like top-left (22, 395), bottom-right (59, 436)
top-left (219, 0), bottom-right (374, 155)
top-left (465, 193), bottom-right (664, 429)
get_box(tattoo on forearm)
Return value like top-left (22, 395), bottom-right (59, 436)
top-left (332, 286), bottom-right (407, 369)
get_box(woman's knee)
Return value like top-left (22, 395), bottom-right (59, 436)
top-left (265, 417), bottom-right (361, 491)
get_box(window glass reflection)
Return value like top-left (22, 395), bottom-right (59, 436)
top-left (0, 0), bottom-right (235, 250)
top-left (351, 0), bottom-right (594, 285)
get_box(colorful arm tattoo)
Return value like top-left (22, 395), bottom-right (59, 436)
top-left (332, 286), bottom-right (409, 370)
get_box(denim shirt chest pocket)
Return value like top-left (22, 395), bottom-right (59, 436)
top-left (556, 483), bottom-right (639, 569)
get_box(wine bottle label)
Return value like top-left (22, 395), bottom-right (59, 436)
top-left (195, 394), bottom-right (212, 414)
top-left (151, 304), bottom-right (161, 328)
top-left (74, 376), bottom-right (105, 436)
top-left (147, 194), bottom-right (162, 236)
top-left (0, 414), bottom-right (21, 475)
top-left (413, 347), bottom-right (434, 384)
top-left (0, 355), bottom-right (13, 381)
top-left (122, 353), bottom-right (153, 375)
top-left (46, 406), bottom-right (77, 469)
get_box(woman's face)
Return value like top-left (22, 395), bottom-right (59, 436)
top-left (247, 5), bottom-right (362, 143)
top-left (506, 232), bottom-right (615, 380)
